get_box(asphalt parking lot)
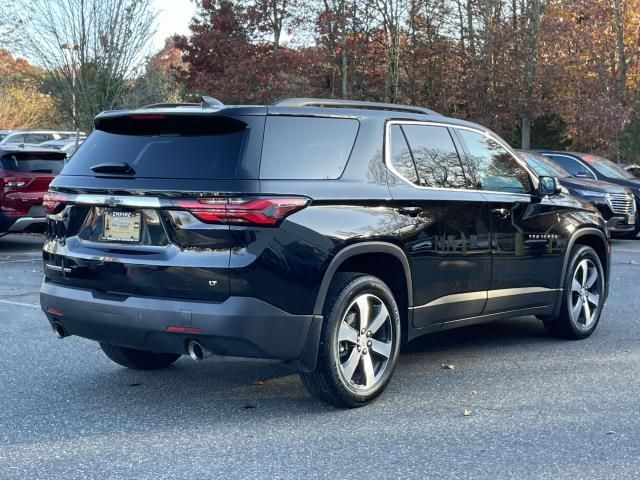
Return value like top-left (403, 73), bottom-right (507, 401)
top-left (1, 235), bottom-right (639, 479)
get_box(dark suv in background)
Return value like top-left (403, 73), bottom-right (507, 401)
top-left (519, 151), bottom-right (636, 237)
top-left (40, 98), bottom-right (610, 408)
top-left (1, 146), bottom-right (66, 236)
top-left (539, 150), bottom-right (640, 237)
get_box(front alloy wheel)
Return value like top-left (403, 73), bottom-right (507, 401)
top-left (569, 258), bottom-right (600, 330)
top-left (544, 245), bottom-right (605, 339)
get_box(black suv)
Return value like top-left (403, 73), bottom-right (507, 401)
top-left (538, 150), bottom-right (640, 238)
top-left (518, 151), bottom-right (636, 237)
top-left (40, 98), bottom-right (610, 408)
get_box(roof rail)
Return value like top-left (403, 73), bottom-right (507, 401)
top-left (271, 98), bottom-right (439, 116)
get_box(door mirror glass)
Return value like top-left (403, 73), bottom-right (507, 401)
top-left (538, 176), bottom-right (561, 196)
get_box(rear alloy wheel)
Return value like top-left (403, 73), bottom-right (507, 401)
top-left (300, 273), bottom-right (401, 408)
top-left (543, 245), bottom-right (605, 339)
top-left (100, 343), bottom-right (181, 370)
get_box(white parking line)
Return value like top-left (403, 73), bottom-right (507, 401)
top-left (0, 299), bottom-right (40, 309)
top-left (614, 249), bottom-right (640, 254)
top-left (0, 258), bottom-right (41, 264)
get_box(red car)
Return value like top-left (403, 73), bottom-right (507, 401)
top-left (0, 146), bottom-right (66, 236)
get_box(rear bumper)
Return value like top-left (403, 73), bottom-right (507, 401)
top-left (40, 280), bottom-right (322, 371)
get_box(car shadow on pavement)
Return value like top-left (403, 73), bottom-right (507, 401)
top-left (0, 234), bottom-right (44, 253)
top-left (403, 315), bottom-right (550, 355)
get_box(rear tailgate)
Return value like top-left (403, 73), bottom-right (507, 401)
top-left (1, 150), bottom-right (65, 216)
top-left (43, 113), bottom-right (265, 302)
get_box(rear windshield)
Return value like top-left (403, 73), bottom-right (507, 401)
top-left (62, 115), bottom-right (249, 179)
top-left (260, 116), bottom-right (359, 179)
top-left (0, 151), bottom-right (66, 174)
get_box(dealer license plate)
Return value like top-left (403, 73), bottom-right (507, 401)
top-left (102, 210), bottom-right (141, 242)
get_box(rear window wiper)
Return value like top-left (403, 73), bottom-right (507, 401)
top-left (90, 162), bottom-right (136, 175)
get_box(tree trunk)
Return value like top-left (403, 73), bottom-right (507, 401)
top-left (521, 112), bottom-right (531, 150)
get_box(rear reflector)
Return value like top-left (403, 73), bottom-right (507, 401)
top-left (43, 192), bottom-right (70, 214)
top-left (46, 306), bottom-right (64, 316)
top-left (166, 325), bottom-right (202, 334)
top-left (172, 197), bottom-right (309, 226)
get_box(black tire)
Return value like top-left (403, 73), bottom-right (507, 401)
top-left (299, 273), bottom-right (401, 408)
top-left (543, 245), bottom-right (605, 339)
top-left (100, 343), bottom-right (181, 370)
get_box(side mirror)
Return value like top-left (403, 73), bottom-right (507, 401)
top-left (538, 176), bottom-right (562, 197)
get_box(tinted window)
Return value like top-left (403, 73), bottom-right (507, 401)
top-left (401, 125), bottom-right (466, 189)
top-left (458, 130), bottom-right (532, 193)
top-left (389, 125), bottom-right (418, 184)
top-left (1, 151), bottom-right (66, 174)
top-left (581, 154), bottom-right (635, 179)
top-left (24, 134), bottom-right (50, 144)
top-left (546, 155), bottom-right (594, 178)
top-left (260, 116), bottom-right (358, 179)
top-left (5, 134), bottom-right (24, 144)
top-left (63, 115), bottom-right (249, 179)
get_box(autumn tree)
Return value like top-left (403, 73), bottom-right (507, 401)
top-left (7, 0), bottom-right (156, 131)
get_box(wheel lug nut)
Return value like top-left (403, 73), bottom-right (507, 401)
top-left (362, 348), bottom-right (368, 355)
top-left (366, 331), bottom-right (371, 337)
top-left (367, 341), bottom-right (372, 347)
top-left (357, 346), bottom-right (361, 352)
top-left (361, 328), bottom-right (366, 334)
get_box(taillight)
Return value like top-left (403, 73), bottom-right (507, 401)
top-left (2, 177), bottom-right (30, 188)
top-left (172, 197), bottom-right (309, 225)
top-left (43, 192), bottom-right (70, 214)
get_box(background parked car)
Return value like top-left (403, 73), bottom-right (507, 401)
top-left (623, 164), bottom-right (640, 178)
top-left (519, 151), bottom-right (636, 237)
top-left (0, 130), bottom-right (85, 146)
top-left (40, 138), bottom-right (85, 156)
top-left (0, 146), bottom-right (66, 236)
top-left (538, 150), bottom-right (640, 238)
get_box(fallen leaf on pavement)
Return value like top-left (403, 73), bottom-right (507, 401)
top-left (463, 409), bottom-right (473, 417)
top-left (442, 363), bottom-right (455, 370)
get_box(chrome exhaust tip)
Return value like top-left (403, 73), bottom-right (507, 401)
top-left (188, 340), bottom-right (211, 361)
top-left (52, 321), bottom-right (67, 339)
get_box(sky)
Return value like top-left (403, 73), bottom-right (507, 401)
top-left (152, 0), bottom-right (197, 51)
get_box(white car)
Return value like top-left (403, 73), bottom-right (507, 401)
top-left (0, 130), bottom-right (86, 146)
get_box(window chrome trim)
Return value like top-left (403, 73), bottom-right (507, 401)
top-left (384, 119), bottom-right (537, 197)
top-left (411, 287), bottom-right (559, 310)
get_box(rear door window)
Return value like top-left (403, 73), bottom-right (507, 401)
top-left (62, 115), bottom-right (252, 179)
top-left (260, 116), bottom-right (359, 179)
top-left (1, 151), bottom-right (66, 174)
top-left (401, 124), bottom-right (467, 189)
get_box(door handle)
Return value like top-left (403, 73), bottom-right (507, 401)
top-left (491, 207), bottom-right (510, 219)
top-left (399, 206), bottom-right (423, 216)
